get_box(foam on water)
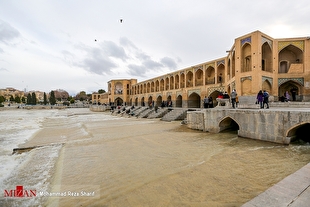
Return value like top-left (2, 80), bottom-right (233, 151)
top-left (0, 109), bottom-right (117, 197)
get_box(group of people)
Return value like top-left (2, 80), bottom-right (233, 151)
top-left (208, 89), bottom-right (271, 109)
top-left (203, 96), bottom-right (214, 108)
top-left (256, 90), bottom-right (270, 109)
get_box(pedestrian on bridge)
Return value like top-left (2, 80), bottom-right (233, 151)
top-left (203, 96), bottom-right (209, 108)
top-left (263, 90), bottom-right (269, 109)
top-left (230, 89), bottom-right (237, 108)
top-left (257, 90), bottom-right (264, 109)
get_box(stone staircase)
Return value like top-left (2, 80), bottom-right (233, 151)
top-left (137, 108), bottom-right (154, 118)
top-left (147, 108), bottom-right (169, 119)
top-left (161, 108), bottom-right (189, 121)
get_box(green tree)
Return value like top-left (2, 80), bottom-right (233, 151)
top-left (98, 89), bottom-right (106, 94)
top-left (43, 92), bottom-right (48, 105)
top-left (21, 96), bottom-right (26, 103)
top-left (0, 95), bottom-right (5, 103)
top-left (49, 90), bottom-right (56, 105)
top-left (10, 95), bottom-right (14, 102)
top-left (75, 91), bottom-right (87, 101)
top-left (14, 96), bottom-right (21, 103)
top-left (27, 93), bottom-right (32, 105)
top-left (31, 92), bottom-right (37, 105)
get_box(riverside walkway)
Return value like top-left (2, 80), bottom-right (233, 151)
top-left (242, 162), bottom-right (310, 207)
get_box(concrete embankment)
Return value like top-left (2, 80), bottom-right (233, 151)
top-left (242, 162), bottom-right (310, 207)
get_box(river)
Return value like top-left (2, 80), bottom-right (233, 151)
top-left (0, 108), bottom-right (309, 207)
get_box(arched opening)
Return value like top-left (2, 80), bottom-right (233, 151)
top-left (141, 97), bottom-right (145, 106)
top-left (279, 61), bottom-right (289, 73)
top-left (188, 92), bottom-right (201, 108)
top-left (278, 80), bottom-right (301, 101)
top-left (160, 79), bottom-right (164, 91)
top-left (217, 64), bottom-right (225, 84)
top-left (186, 71), bottom-right (193, 87)
top-left (115, 97), bottom-right (123, 106)
top-left (262, 80), bottom-right (272, 94)
top-left (148, 96), bottom-right (153, 107)
top-left (278, 44), bottom-right (303, 73)
top-left (209, 90), bottom-right (222, 107)
top-left (167, 95), bottom-right (172, 107)
top-left (155, 80), bottom-right (160, 92)
top-left (156, 95), bottom-right (162, 107)
top-left (205, 66), bottom-right (215, 85)
top-left (165, 77), bottom-right (169, 90)
top-left (232, 51), bottom-right (236, 77)
top-left (287, 123), bottom-right (310, 143)
top-left (170, 76), bottom-right (174, 90)
top-left (241, 43), bottom-right (252, 72)
top-left (219, 117), bottom-right (239, 132)
top-left (175, 74), bottom-right (179, 89)
top-left (195, 69), bottom-right (203, 86)
top-left (262, 42), bottom-right (272, 72)
top-left (176, 95), bottom-right (182, 108)
top-left (134, 97), bottom-right (138, 106)
top-left (180, 73), bottom-right (185, 88)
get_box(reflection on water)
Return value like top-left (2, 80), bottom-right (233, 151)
top-left (0, 108), bottom-right (310, 207)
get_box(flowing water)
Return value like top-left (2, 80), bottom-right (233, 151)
top-left (0, 108), bottom-right (310, 207)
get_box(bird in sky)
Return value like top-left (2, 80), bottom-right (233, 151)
top-left (120, 19), bottom-right (123, 23)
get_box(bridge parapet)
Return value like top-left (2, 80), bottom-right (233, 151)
top-left (187, 108), bottom-right (310, 144)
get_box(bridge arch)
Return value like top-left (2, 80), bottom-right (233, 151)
top-left (278, 80), bottom-right (302, 101)
top-left (219, 116), bottom-right (240, 132)
top-left (188, 92), bottom-right (201, 108)
top-left (176, 95), bottom-right (182, 107)
top-left (115, 97), bottom-right (123, 106)
top-left (141, 97), bottom-right (145, 106)
top-left (209, 90), bottom-right (222, 107)
top-left (148, 96), bottom-right (153, 107)
top-left (156, 95), bottom-right (162, 107)
top-left (286, 122), bottom-right (310, 142)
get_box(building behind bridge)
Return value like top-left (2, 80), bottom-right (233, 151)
top-left (92, 30), bottom-right (310, 108)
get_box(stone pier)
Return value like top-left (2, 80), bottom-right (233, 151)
top-left (187, 107), bottom-right (310, 144)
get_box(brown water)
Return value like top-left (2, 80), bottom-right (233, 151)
top-left (1, 108), bottom-right (310, 207)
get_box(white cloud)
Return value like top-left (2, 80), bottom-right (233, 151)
top-left (0, 0), bottom-right (310, 94)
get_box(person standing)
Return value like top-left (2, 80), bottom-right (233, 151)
top-left (203, 96), bottom-right (209, 108)
top-left (208, 97), bottom-right (213, 108)
top-left (285, 91), bottom-right (290, 101)
top-left (257, 90), bottom-right (264, 109)
top-left (235, 95), bottom-right (239, 108)
top-left (263, 90), bottom-right (269, 109)
top-left (230, 89), bottom-right (237, 108)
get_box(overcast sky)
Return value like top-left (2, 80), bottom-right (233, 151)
top-left (1, 0), bottom-right (310, 95)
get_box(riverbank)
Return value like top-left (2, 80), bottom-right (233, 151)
top-left (1, 108), bottom-right (310, 206)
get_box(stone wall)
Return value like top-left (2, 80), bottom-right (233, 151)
top-left (187, 108), bottom-right (310, 144)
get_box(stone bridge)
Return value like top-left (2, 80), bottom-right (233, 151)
top-left (187, 108), bottom-right (310, 144)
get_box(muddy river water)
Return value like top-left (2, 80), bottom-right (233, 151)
top-left (1, 108), bottom-right (310, 207)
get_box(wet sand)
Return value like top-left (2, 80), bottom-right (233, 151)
top-left (8, 109), bottom-right (310, 206)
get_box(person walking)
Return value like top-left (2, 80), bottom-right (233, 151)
top-left (263, 90), bottom-right (269, 109)
top-left (230, 89), bottom-right (237, 108)
top-left (256, 90), bottom-right (264, 109)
